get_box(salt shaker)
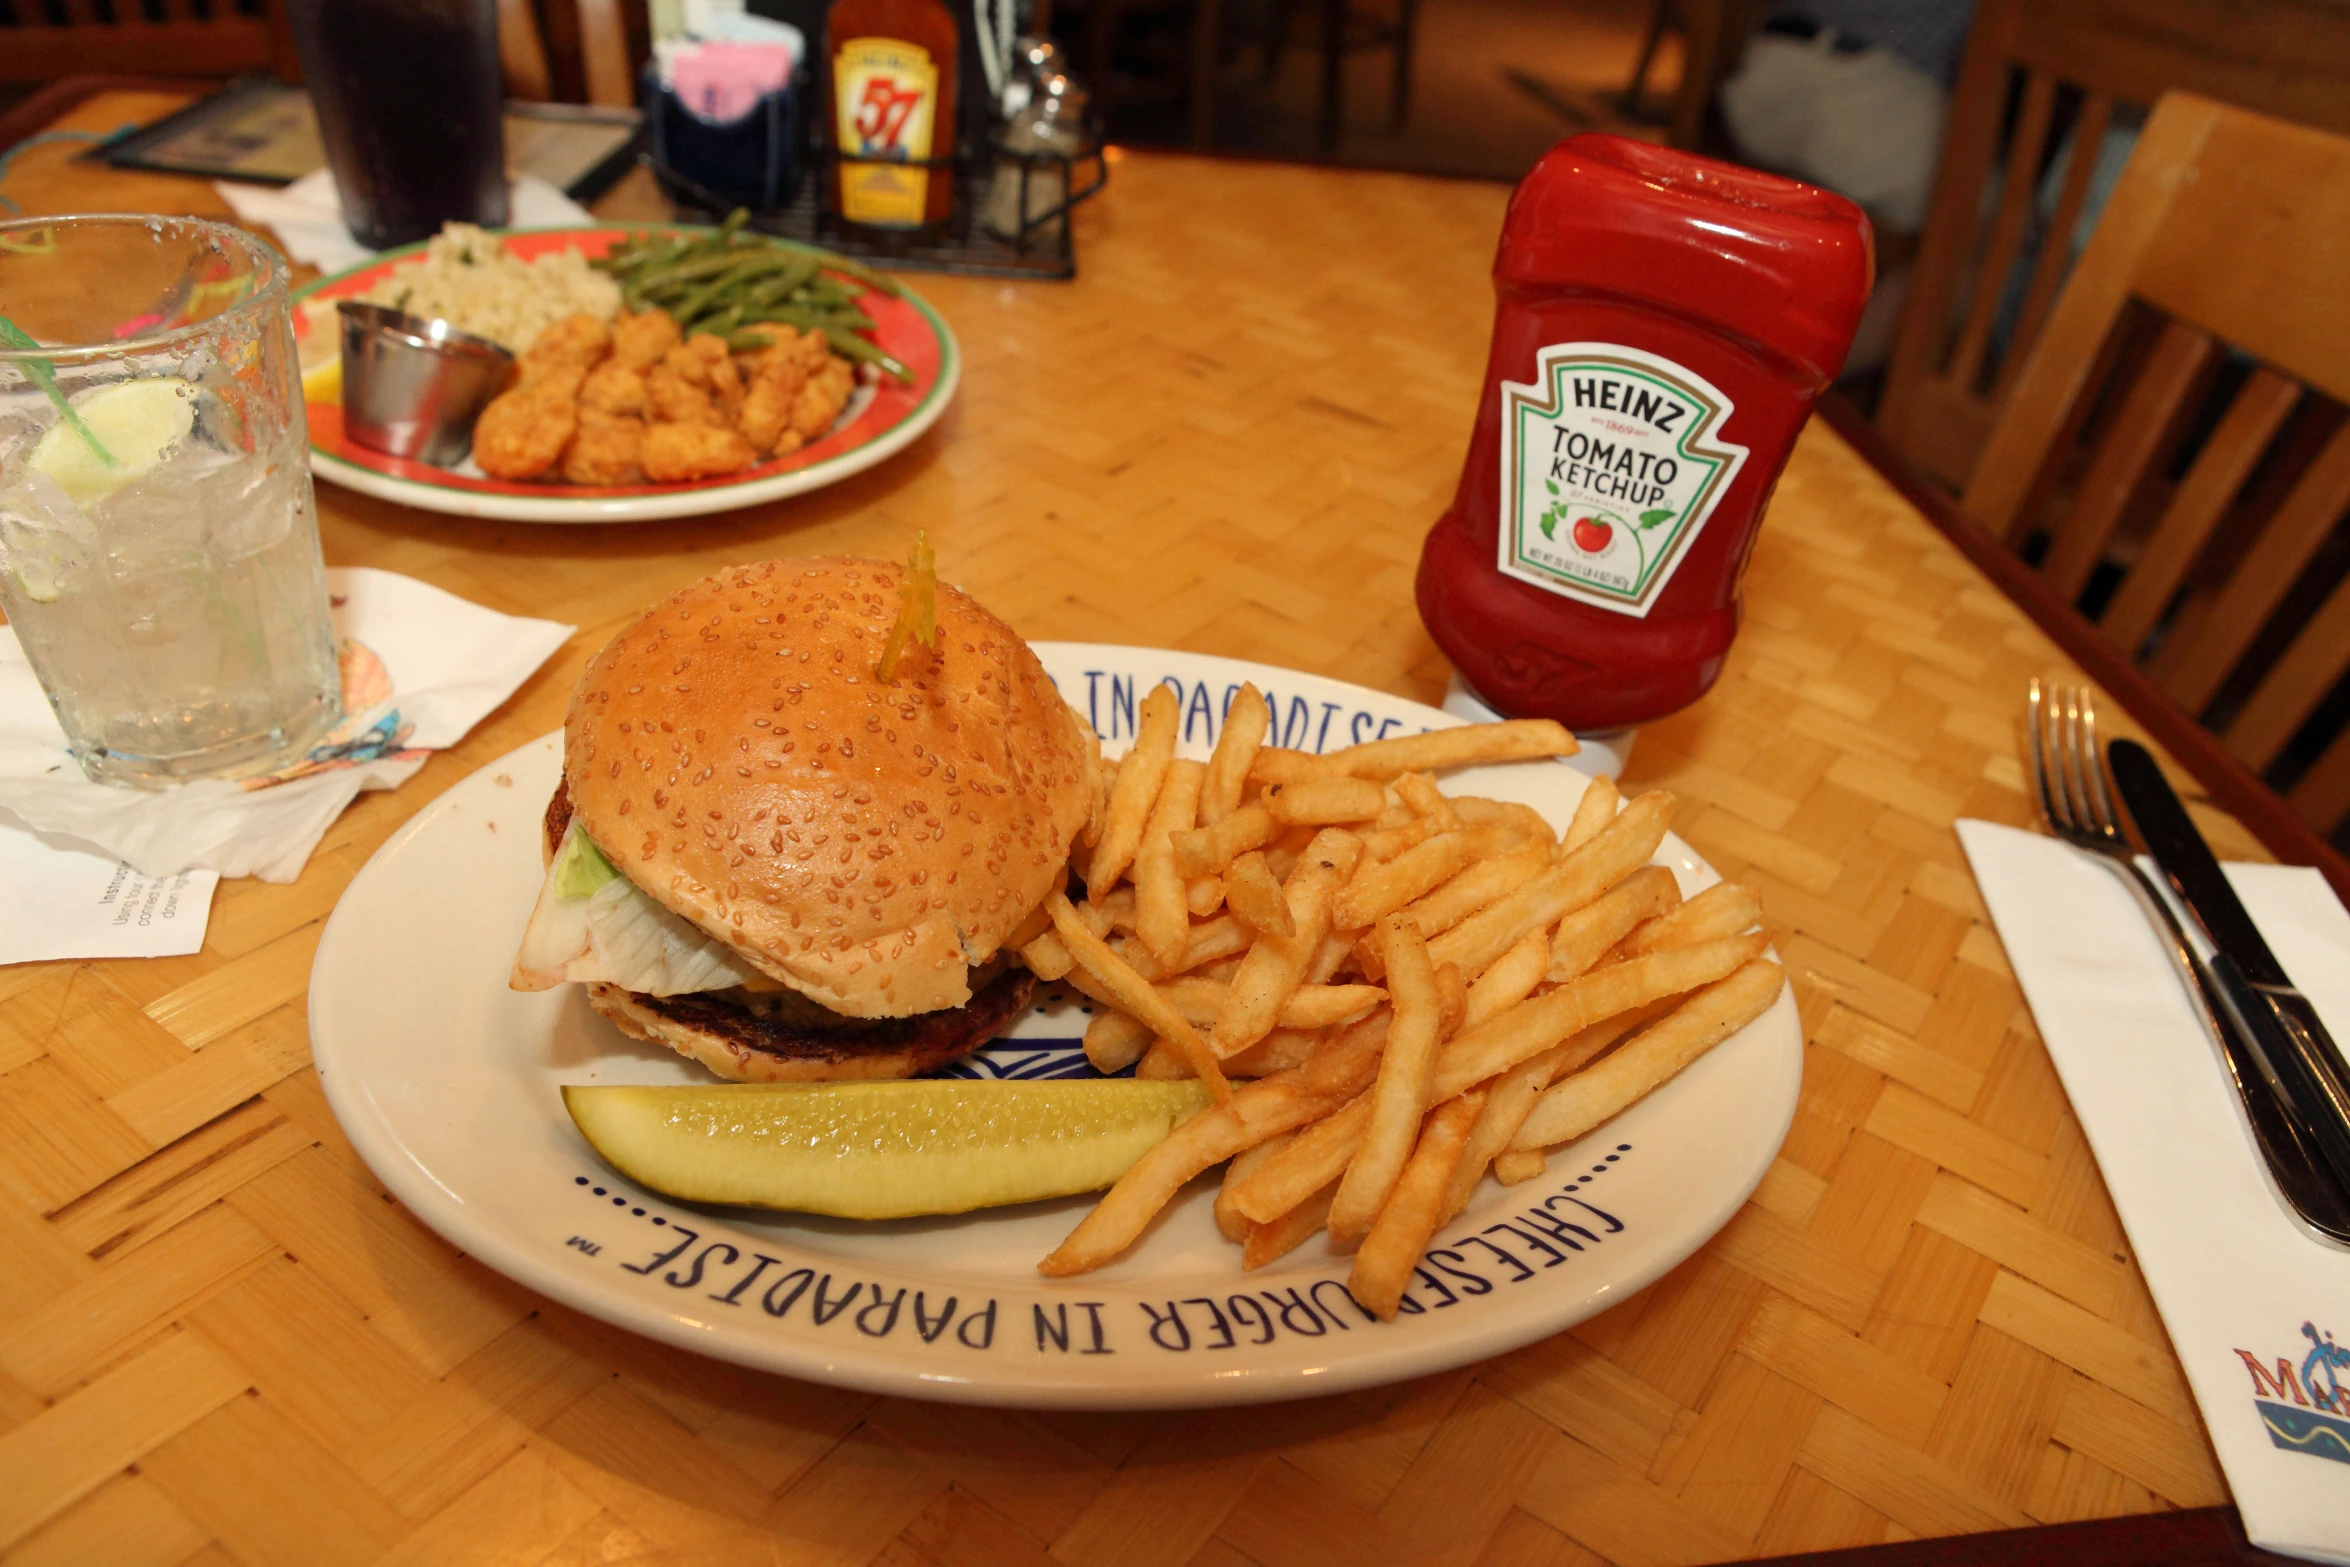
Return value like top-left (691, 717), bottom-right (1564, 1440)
top-left (982, 72), bottom-right (1086, 241)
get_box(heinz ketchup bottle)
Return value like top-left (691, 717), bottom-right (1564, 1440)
top-left (1417, 135), bottom-right (1872, 734)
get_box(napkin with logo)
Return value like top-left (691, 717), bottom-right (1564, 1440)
top-left (214, 169), bottom-right (597, 273)
top-left (0, 567), bottom-right (572, 898)
top-left (1958, 820), bottom-right (2350, 1565)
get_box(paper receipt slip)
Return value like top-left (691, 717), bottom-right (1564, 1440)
top-left (0, 828), bottom-right (217, 963)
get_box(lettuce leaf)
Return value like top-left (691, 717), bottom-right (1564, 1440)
top-left (511, 822), bottom-right (763, 997)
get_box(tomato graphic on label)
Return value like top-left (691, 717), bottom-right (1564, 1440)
top-left (1572, 514), bottom-right (1613, 554)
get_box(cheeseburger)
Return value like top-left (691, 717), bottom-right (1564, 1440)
top-left (512, 555), bottom-right (1097, 1080)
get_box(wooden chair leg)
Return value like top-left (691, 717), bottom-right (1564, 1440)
top-left (1623, 0), bottom-right (1674, 113)
top-left (1389, 0), bottom-right (1415, 128)
top-left (1320, 0), bottom-right (1344, 152)
top-left (1263, 0), bottom-right (1289, 81)
top-left (1192, 0), bottom-right (1222, 145)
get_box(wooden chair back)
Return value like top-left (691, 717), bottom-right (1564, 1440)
top-left (2, 1), bottom-right (296, 82)
top-left (500, 0), bottom-right (637, 107)
top-left (1963, 93), bottom-right (2350, 839)
top-left (1877, 0), bottom-right (2350, 493)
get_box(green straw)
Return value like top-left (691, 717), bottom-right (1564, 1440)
top-left (0, 313), bottom-right (115, 469)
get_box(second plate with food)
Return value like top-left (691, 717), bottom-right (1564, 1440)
top-left (292, 225), bottom-right (958, 524)
top-left (309, 645), bottom-right (1801, 1408)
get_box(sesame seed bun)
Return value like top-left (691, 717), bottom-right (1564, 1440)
top-left (563, 556), bottom-right (1095, 1019)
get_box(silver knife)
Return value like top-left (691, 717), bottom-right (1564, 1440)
top-left (2108, 739), bottom-right (2350, 1200)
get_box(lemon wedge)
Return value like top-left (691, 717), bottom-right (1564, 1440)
top-left (28, 377), bottom-right (197, 508)
top-left (563, 1079), bottom-right (1214, 1219)
top-left (301, 356), bottom-right (342, 407)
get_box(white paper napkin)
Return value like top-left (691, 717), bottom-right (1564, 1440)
top-left (1958, 820), bottom-right (2350, 1564)
top-left (0, 567), bottom-right (572, 898)
top-left (215, 168), bottom-right (596, 272)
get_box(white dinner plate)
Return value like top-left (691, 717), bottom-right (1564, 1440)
top-left (309, 644), bottom-right (1801, 1408)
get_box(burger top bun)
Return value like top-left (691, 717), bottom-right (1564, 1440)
top-left (564, 557), bottom-right (1095, 1019)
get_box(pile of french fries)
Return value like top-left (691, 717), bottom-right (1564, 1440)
top-left (1008, 684), bottom-right (1784, 1318)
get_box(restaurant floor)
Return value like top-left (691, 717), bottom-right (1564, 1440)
top-left (1096, 0), bottom-right (1670, 179)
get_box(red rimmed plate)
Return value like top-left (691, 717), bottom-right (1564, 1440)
top-left (292, 226), bottom-right (958, 524)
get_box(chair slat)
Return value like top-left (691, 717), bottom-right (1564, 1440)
top-left (574, 0), bottom-right (634, 108)
top-left (499, 0), bottom-right (555, 102)
top-left (1948, 71), bottom-right (2061, 396)
top-left (2039, 318), bottom-right (2215, 602)
top-left (2098, 366), bottom-right (2302, 655)
top-left (1878, 2), bottom-right (2020, 463)
top-left (2287, 723), bottom-right (2350, 836)
top-left (2226, 568), bottom-right (2350, 770)
top-left (1961, 96), bottom-right (2224, 544)
top-left (2156, 419), bottom-right (2350, 713)
top-left (1996, 93), bottom-right (2116, 402)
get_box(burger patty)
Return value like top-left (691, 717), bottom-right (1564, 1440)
top-left (596, 965), bottom-right (1038, 1075)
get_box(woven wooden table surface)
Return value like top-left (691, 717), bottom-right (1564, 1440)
top-left (0, 90), bottom-right (2263, 1567)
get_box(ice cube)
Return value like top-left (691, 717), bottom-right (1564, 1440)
top-left (0, 467), bottom-right (99, 603)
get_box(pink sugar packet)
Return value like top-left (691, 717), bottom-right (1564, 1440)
top-left (672, 40), bottom-right (796, 125)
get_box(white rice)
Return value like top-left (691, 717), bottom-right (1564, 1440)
top-left (354, 224), bottom-right (620, 353)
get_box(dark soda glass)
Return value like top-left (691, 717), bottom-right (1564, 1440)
top-left (286, 0), bottom-right (510, 250)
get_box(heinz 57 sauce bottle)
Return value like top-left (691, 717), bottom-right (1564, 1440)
top-left (828, 0), bottom-right (959, 228)
top-left (1417, 135), bottom-right (1871, 732)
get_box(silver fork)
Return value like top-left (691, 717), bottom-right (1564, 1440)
top-left (2025, 677), bottom-right (2350, 1240)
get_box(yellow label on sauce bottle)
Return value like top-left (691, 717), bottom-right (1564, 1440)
top-left (834, 37), bottom-right (938, 228)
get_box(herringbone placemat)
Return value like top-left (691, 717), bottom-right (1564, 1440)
top-left (0, 97), bottom-right (2252, 1567)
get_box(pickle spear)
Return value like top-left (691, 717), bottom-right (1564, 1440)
top-left (564, 1079), bottom-right (1213, 1220)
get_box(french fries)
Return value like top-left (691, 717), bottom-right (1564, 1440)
top-left (1332, 830), bottom-right (1477, 930)
top-left (1259, 719), bottom-right (1578, 782)
top-left (1352, 1090), bottom-right (1487, 1318)
top-left (1039, 1009), bottom-right (1390, 1274)
top-left (1200, 684), bottom-right (1269, 825)
top-left (1046, 891), bottom-right (1231, 1102)
top-left (1244, 1180), bottom-right (1336, 1269)
top-left (1264, 776), bottom-right (1388, 826)
top-left (1024, 710), bottom-right (1784, 1298)
top-left (1613, 880), bottom-right (1765, 960)
top-left (1327, 916), bottom-right (1442, 1242)
top-left (1511, 960), bottom-right (1785, 1151)
top-left (1223, 850), bottom-right (1295, 938)
top-left (1089, 685), bottom-right (1179, 899)
top-left (1135, 760), bottom-right (1207, 970)
top-left (1172, 803), bottom-right (1275, 879)
top-left (1208, 830), bottom-right (1359, 1058)
top-left (1547, 863), bottom-right (1680, 982)
top-left (1564, 773), bottom-right (1619, 851)
top-left (1428, 791), bottom-right (1673, 980)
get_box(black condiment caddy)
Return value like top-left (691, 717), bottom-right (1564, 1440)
top-left (645, 126), bottom-right (1106, 281)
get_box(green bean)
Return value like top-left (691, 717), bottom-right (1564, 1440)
top-left (825, 326), bottom-right (912, 383)
top-left (729, 330), bottom-right (777, 353)
top-left (671, 255), bottom-right (778, 326)
top-left (699, 304), bottom-right (744, 337)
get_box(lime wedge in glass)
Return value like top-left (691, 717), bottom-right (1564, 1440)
top-left (28, 377), bottom-right (197, 508)
top-left (563, 1079), bottom-right (1214, 1219)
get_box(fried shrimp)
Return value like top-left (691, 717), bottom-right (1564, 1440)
top-left (473, 365), bottom-right (585, 480)
top-left (467, 303), bottom-right (868, 484)
top-left (560, 409), bottom-right (645, 485)
top-left (608, 307), bottom-right (681, 368)
top-left (641, 419), bottom-right (757, 481)
top-left (580, 360), bottom-right (649, 418)
top-left (788, 355), bottom-right (857, 442)
top-left (518, 313), bottom-right (610, 377)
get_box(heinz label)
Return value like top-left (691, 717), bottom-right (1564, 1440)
top-left (834, 37), bottom-right (938, 227)
top-left (1498, 343), bottom-right (1749, 618)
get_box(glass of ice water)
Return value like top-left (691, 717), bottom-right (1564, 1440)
top-left (0, 214), bottom-right (342, 787)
